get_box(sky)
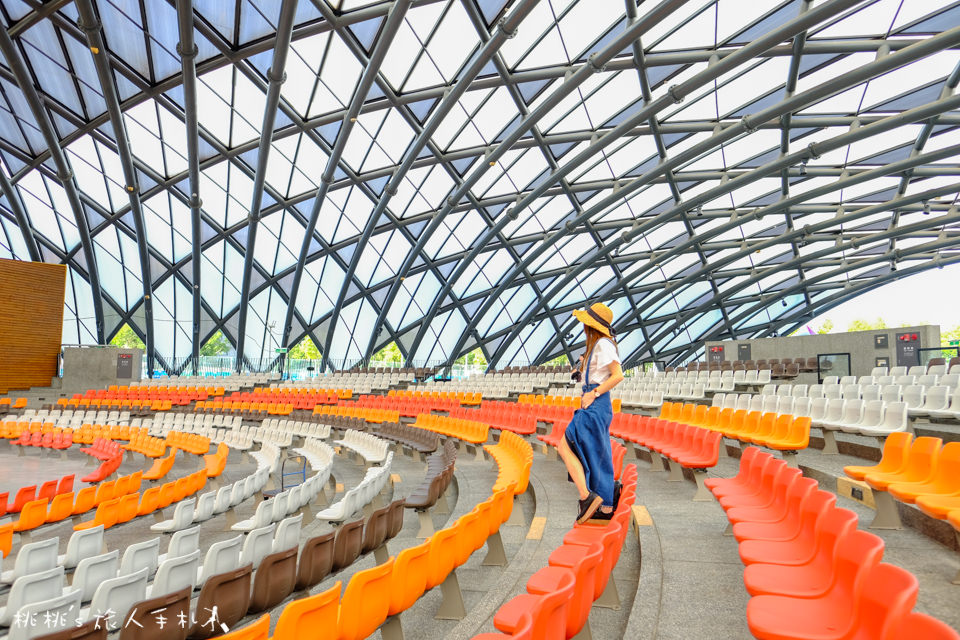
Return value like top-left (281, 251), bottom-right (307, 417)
top-left (806, 263), bottom-right (960, 333)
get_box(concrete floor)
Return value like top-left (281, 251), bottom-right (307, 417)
top-left (1, 416), bottom-right (959, 638)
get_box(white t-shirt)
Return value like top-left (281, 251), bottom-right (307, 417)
top-left (587, 338), bottom-right (620, 386)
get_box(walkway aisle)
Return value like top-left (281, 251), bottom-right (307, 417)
top-left (632, 455), bottom-right (751, 640)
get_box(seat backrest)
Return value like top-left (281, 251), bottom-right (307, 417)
top-left (295, 532), bottom-right (335, 591)
top-left (11, 536), bottom-right (58, 582)
top-left (338, 557), bottom-right (396, 640)
top-left (388, 540), bottom-right (430, 616)
top-left (191, 564), bottom-right (253, 639)
top-left (117, 585), bottom-right (191, 640)
top-left (792, 397), bottom-right (812, 418)
top-left (0, 565), bottom-right (64, 626)
top-left (194, 491), bottom-right (217, 521)
top-left (199, 535), bottom-right (243, 586)
top-left (153, 548), bottom-right (201, 595)
top-left (332, 518), bottom-right (365, 572)
top-left (881, 384), bottom-right (903, 403)
top-left (87, 567), bottom-right (148, 631)
top-left (241, 523), bottom-right (277, 570)
top-left (272, 581), bottom-right (340, 639)
top-left (273, 513), bottom-right (303, 553)
top-left (6, 586), bottom-right (82, 640)
top-left (72, 550), bottom-right (119, 602)
top-left (62, 525), bottom-right (105, 569)
top-left (167, 525), bottom-right (200, 560)
top-left (119, 537), bottom-right (160, 578)
top-left (248, 547), bottom-right (298, 613)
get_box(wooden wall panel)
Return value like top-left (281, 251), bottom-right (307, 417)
top-left (0, 259), bottom-right (66, 393)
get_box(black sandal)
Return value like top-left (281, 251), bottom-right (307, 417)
top-left (576, 492), bottom-right (603, 524)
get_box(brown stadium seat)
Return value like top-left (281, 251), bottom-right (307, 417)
top-left (119, 586), bottom-right (191, 640)
top-left (332, 518), bottom-right (365, 571)
top-left (296, 532), bottom-right (335, 591)
top-left (188, 565), bottom-right (253, 639)
top-left (35, 620), bottom-right (107, 640)
top-left (249, 547), bottom-right (298, 613)
top-left (386, 498), bottom-right (406, 539)
top-left (362, 505), bottom-right (390, 554)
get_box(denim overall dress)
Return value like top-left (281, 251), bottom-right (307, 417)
top-left (563, 339), bottom-right (616, 507)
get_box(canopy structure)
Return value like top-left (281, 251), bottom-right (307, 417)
top-left (0, 0), bottom-right (958, 373)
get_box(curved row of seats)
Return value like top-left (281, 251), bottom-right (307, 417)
top-left (2, 471), bottom-right (143, 542)
top-left (0, 422), bottom-right (147, 445)
top-left (475, 465), bottom-right (638, 640)
top-left (448, 402), bottom-right (538, 435)
top-left (373, 421), bottom-right (440, 454)
top-left (222, 388), bottom-right (342, 408)
top-left (613, 415), bottom-right (721, 498)
top-left (352, 394), bottom-right (463, 418)
top-left (315, 453), bottom-right (394, 524)
top-left (2, 452), bottom-right (286, 638)
top-left (1, 476), bottom-right (74, 518)
top-left (0, 397), bottom-right (27, 412)
top-left (212, 400), bottom-right (534, 640)
top-left (414, 413), bottom-right (489, 445)
top-left (658, 402), bottom-right (811, 458)
top-left (194, 400), bottom-right (296, 416)
top-left (406, 440), bottom-right (457, 537)
top-left (844, 432), bottom-right (960, 548)
top-left (10, 429), bottom-right (72, 450)
top-left (334, 429), bottom-right (391, 465)
top-left (704, 448), bottom-right (959, 639)
top-left (19, 408), bottom-right (132, 427)
top-left (311, 405), bottom-right (399, 423)
top-left (56, 397), bottom-right (176, 411)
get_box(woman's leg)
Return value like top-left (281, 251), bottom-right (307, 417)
top-left (558, 436), bottom-right (590, 500)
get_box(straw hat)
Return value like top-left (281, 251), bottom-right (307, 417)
top-left (572, 302), bottom-right (615, 338)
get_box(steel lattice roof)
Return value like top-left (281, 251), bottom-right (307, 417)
top-left (0, 0), bottom-right (958, 372)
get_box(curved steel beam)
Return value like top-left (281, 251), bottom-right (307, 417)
top-left (605, 187), bottom-right (960, 364)
top-left (373, 0), bottom-right (694, 366)
top-left (320, 0), bottom-right (543, 371)
top-left (0, 24), bottom-right (105, 342)
top-left (454, 0), bottom-right (873, 367)
top-left (511, 97), bottom-right (960, 362)
top-left (76, 0), bottom-right (156, 374)
top-left (176, 0), bottom-right (204, 375)
top-left (623, 253), bottom-right (960, 367)
top-left (280, 0), bottom-right (412, 363)
top-left (234, 0), bottom-right (299, 371)
top-left (483, 25), bottom-right (960, 366)
top-left (5, 30), bottom-right (950, 185)
top-left (0, 167), bottom-right (39, 261)
top-left (639, 192), bottom-right (960, 354)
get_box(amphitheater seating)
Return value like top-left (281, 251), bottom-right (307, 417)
top-left (484, 431), bottom-right (532, 495)
top-left (850, 435), bottom-right (960, 531)
top-left (374, 421), bottom-right (440, 454)
top-left (405, 440), bottom-right (457, 537)
top-left (480, 466), bottom-right (637, 639)
top-left (413, 413), bottom-right (489, 444)
top-left (705, 448), bottom-right (958, 638)
top-left (334, 429), bottom-right (391, 464)
top-left (449, 401), bottom-right (538, 435)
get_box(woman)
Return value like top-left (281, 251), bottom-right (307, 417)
top-left (558, 302), bottom-right (625, 523)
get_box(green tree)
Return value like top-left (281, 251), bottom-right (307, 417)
top-left (847, 318), bottom-right (887, 332)
top-left (199, 330), bottom-right (232, 356)
top-left (371, 341), bottom-right (403, 364)
top-left (289, 335), bottom-right (321, 360)
top-left (455, 347), bottom-right (487, 367)
top-left (543, 354), bottom-right (570, 368)
top-left (110, 323), bottom-right (145, 350)
top-left (816, 319), bottom-right (834, 334)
